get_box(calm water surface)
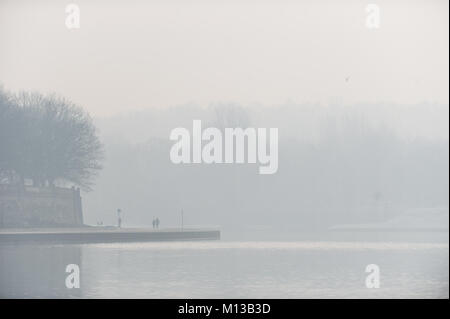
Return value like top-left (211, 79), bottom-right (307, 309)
top-left (1, 236), bottom-right (448, 298)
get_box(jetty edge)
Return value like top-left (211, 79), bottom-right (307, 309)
top-left (0, 227), bottom-right (220, 244)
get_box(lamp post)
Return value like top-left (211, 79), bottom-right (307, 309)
top-left (181, 209), bottom-right (184, 231)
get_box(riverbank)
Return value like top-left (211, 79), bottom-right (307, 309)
top-left (0, 227), bottom-right (220, 244)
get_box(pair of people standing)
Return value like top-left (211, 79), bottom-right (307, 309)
top-left (152, 217), bottom-right (160, 229)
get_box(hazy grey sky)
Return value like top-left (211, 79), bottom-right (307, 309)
top-left (0, 0), bottom-right (448, 116)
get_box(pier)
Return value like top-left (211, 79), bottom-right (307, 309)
top-left (0, 227), bottom-right (220, 244)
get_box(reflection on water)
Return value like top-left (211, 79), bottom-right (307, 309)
top-left (0, 244), bottom-right (82, 298)
top-left (1, 240), bottom-right (448, 298)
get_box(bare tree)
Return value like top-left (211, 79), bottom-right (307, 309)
top-left (0, 88), bottom-right (103, 190)
top-left (212, 103), bottom-right (251, 130)
top-left (0, 87), bottom-right (24, 184)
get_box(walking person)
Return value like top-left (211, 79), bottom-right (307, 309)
top-left (155, 217), bottom-right (160, 229)
top-left (152, 218), bottom-right (156, 229)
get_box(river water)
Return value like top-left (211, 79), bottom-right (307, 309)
top-left (0, 231), bottom-right (448, 298)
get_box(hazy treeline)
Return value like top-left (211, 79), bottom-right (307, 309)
top-left (84, 103), bottom-right (449, 229)
top-left (0, 87), bottom-right (103, 190)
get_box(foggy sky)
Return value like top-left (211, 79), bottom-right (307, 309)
top-left (0, 0), bottom-right (448, 117)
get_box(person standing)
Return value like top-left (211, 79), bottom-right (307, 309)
top-left (117, 208), bottom-right (122, 228)
top-left (155, 217), bottom-right (160, 229)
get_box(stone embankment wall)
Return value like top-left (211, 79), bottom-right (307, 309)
top-left (0, 185), bottom-right (83, 228)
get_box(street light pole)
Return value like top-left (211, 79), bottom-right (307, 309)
top-left (181, 209), bottom-right (184, 231)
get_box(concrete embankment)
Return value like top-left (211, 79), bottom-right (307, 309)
top-left (0, 227), bottom-right (220, 244)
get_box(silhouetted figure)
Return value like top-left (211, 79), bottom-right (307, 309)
top-left (155, 217), bottom-right (160, 229)
top-left (152, 218), bottom-right (156, 229)
top-left (117, 208), bottom-right (122, 228)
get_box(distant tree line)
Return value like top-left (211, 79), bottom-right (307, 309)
top-left (0, 87), bottom-right (103, 190)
